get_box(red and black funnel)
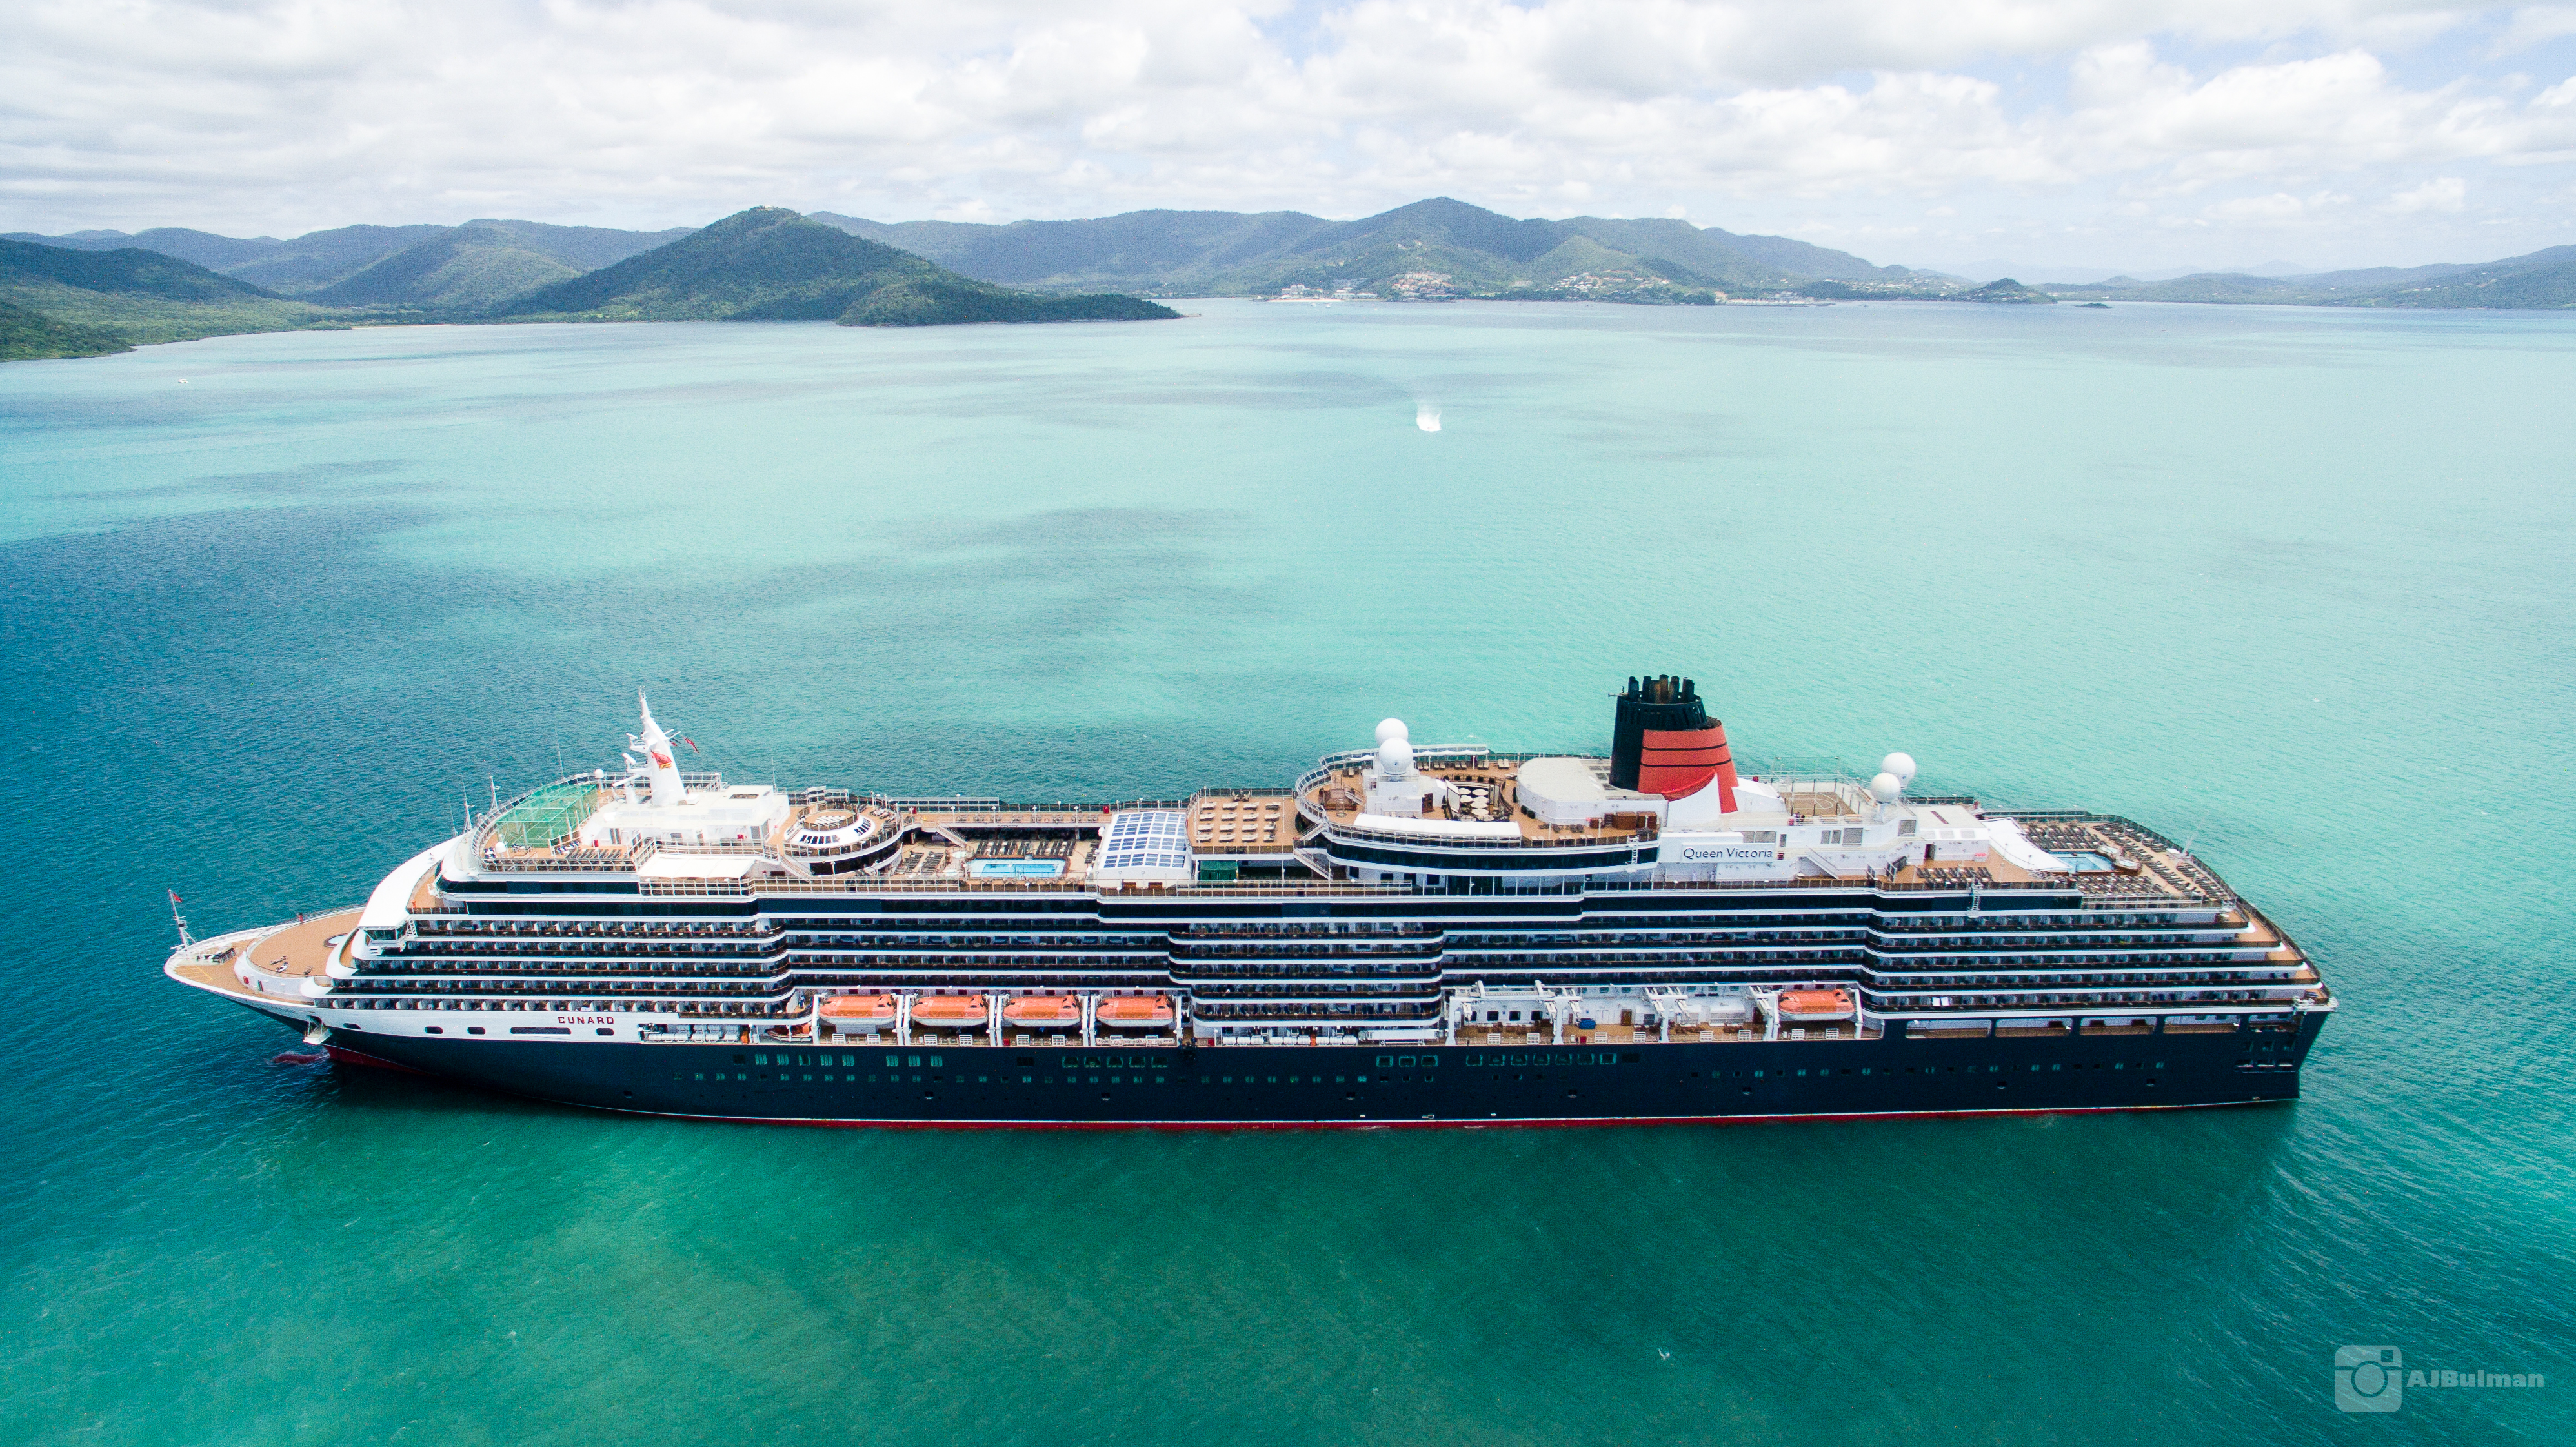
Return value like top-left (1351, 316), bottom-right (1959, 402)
top-left (1610, 674), bottom-right (1738, 807)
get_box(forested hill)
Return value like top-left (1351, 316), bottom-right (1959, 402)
top-left (813, 197), bottom-right (1920, 301)
top-left (496, 208), bottom-right (1178, 326)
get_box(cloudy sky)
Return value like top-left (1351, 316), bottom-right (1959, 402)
top-left (6, 1), bottom-right (2576, 273)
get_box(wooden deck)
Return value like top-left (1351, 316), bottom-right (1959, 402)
top-left (1190, 794), bottom-right (1294, 853)
top-left (168, 907), bottom-right (361, 1003)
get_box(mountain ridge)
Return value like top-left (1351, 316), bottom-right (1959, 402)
top-left (809, 199), bottom-right (1902, 300)
top-left (3, 219), bottom-right (692, 299)
top-left (0, 237), bottom-right (344, 352)
top-left (496, 208), bottom-right (1180, 327)
top-left (2041, 244), bottom-right (2576, 308)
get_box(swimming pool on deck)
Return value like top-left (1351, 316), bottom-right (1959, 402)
top-left (968, 859), bottom-right (1067, 879)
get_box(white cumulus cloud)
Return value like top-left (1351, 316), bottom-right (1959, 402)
top-left (0, 0), bottom-right (2570, 271)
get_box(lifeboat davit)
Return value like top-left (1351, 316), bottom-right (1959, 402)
top-left (1096, 995), bottom-right (1176, 1029)
top-left (911, 994), bottom-right (988, 1027)
top-left (1002, 995), bottom-right (1082, 1027)
top-left (1778, 988), bottom-right (1854, 1021)
top-left (820, 993), bottom-right (898, 1031)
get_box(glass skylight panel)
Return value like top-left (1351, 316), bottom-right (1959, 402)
top-left (1102, 809), bottom-right (1190, 869)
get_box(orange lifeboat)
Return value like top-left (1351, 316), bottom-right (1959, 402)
top-left (820, 993), bottom-right (897, 1031)
top-left (1778, 988), bottom-right (1854, 1021)
top-left (1002, 995), bottom-right (1082, 1027)
top-left (1095, 995), bottom-right (1175, 1029)
top-left (911, 995), bottom-right (989, 1027)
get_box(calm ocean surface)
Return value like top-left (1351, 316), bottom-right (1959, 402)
top-left (1, 300), bottom-right (2569, 1444)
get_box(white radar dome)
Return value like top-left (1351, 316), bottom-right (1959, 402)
top-left (1375, 718), bottom-right (1409, 745)
top-left (1377, 736), bottom-right (1416, 779)
top-left (1869, 772), bottom-right (1904, 804)
top-left (1881, 752), bottom-right (1917, 786)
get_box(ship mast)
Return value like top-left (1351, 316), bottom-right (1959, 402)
top-left (167, 889), bottom-right (192, 949)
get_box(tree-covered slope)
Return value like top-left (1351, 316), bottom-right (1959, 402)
top-left (820, 197), bottom-right (1901, 301)
top-left (1556, 218), bottom-right (1805, 288)
top-left (0, 238), bottom-right (345, 346)
top-left (498, 208), bottom-right (1178, 326)
top-left (2044, 245), bottom-right (2576, 307)
top-left (0, 227), bottom-right (290, 271)
top-left (0, 298), bottom-right (132, 359)
top-left (2332, 254), bottom-right (2576, 309)
top-left (838, 276), bottom-right (1182, 326)
top-left (1693, 226), bottom-right (1918, 282)
top-left (4, 219), bottom-right (694, 298)
top-left (0, 237), bottom-right (285, 301)
top-left (498, 208), bottom-right (940, 319)
top-left (211, 225), bottom-right (457, 294)
top-left (309, 225), bottom-right (584, 310)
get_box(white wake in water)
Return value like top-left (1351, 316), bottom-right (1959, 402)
top-left (1416, 403), bottom-right (1442, 432)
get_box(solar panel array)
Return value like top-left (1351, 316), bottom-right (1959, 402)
top-left (1100, 809), bottom-right (1191, 871)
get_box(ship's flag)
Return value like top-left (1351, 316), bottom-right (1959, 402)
top-left (168, 889), bottom-right (183, 904)
top-left (681, 737), bottom-right (699, 754)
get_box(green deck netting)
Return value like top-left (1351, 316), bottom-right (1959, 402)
top-left (494, 782), bottom-right (603, 849)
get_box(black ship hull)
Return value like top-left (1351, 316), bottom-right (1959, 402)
top-left (311, 1012), bottom-right (2323, 1127)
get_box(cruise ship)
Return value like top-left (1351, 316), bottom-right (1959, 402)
top-left (165, 677), bottom-right (2332, 1126)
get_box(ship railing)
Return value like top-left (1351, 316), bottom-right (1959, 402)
top-left (478, 842), bottom-right (658, 874)
top-left (610, 872), bottom-right (2098, 900)
top-left (1314, 818), bottom-right (1653, 853)
top-left (906, 810), bottom-right (1104, 829)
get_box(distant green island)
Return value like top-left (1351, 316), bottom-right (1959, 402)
top-left (2035, 248), bottom-right (2576, 308)
top-left (6, 196), bottom-right (2571, 362)
top-left (492, 208), bottom-right (1178, 326)
top-left (0, 208), bottom-right (1177, 361)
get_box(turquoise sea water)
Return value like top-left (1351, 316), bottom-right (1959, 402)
top-left (3, 301), bottom-right (2570, 1444)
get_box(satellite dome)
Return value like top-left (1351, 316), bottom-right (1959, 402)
top-left (1881, 752), bottom-right (1917, 786)
top-left (1375, 718), bottom-right (1409, 745)
top-left (1869, 772), bottom-right (1904, 804)
top-left (1377, 736), bottom-right (1416, 779)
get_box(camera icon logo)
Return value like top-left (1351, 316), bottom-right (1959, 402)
top-left (2337, 1346), bottom-right (2403, 1413)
